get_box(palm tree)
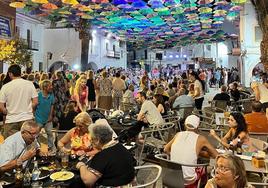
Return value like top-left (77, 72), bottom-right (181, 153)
top-left (251, 0), bottom-right (268, 70)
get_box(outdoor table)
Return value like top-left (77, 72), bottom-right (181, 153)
top-left (210, 150), bottom-right (268, 174)
top-left (0, 155), bottom-right (83, 188)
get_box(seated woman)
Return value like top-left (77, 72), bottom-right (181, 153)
top-left (210, 112), bottom-right (250, 150)
top-left (152, 94), bottom-right (167, 116)
top-left (58, 112), bottom-right (94, 156)
top-left (205, 153), bottom-right (253, 188)
top-left (76, 123), bottom-right (135, 187)
top-left (59, 100), bottom-right (79, 130)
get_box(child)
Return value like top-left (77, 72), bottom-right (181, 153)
top-left (35, 79), bottom-right (55, 153)
top-left (59, 100), bottom-right (79, 130)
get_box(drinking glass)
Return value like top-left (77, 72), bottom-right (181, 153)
top-left (61, 154), bottom-right (69, 170)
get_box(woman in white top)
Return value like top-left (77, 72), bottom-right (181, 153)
top-left (189, 71), bottom-right (205, 111)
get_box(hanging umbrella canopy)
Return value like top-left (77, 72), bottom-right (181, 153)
top-left (15, 0), bottom-right (246, 49)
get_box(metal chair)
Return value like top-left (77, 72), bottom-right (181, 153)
top-left (249, 132), bottom-right (268, 142)
top-left (155, 153), bottom-right (209, 188)
top-left (249, 137), bottom-right (268, 151)
top-left (137, 122), bottom-right (175, 165)
top-left (131, 164), bottom-right (162, 188)
top-left (192, 109), bottom-right (216, 128)
top-left (248, 182), bottom-right (268, 188)
top-left (154, 153), bottom-right (184, 188)
top-left (211, 100), bottom-right (228, 113)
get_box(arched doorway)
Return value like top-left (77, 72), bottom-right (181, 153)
top-left (49, 61), bottom-right (69, 73)
top-left (87, 62), bottom-right (98, 71)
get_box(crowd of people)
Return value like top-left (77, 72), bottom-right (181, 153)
top-left (0, 63), bottom-right (267, 187)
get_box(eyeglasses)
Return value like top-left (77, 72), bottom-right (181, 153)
top-left (24, 130), bottom-right (39, 138)
top-left (215, 166), bottom-right (231, 173)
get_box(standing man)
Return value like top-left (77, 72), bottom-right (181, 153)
top-left (0, 64), bottom-right (38, 138)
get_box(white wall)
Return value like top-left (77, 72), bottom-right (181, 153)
top-left (240, 1), bottom-right (261, 86)
top-left (90, 32), bottom-right (127, 69)
top-left (16, 13), bottom-right (45, 71)
top-left (43, 28), bottom-right (81, 71)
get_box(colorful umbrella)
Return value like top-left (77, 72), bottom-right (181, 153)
top-left (9, 2), bottom-right (25, 8)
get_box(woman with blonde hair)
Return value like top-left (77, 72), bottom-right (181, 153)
top-left (205, 153), bottom-right (252, 188)
top-left (58, 112), bottom-right (94, 156)
top-left (73, 75), bottom-right (88, 112)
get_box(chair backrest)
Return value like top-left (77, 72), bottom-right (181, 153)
top-left (132, 164), bottom-right (162, 188)
top-left (248, 182), bottom-right (268, 188)
top-left (154, 154), bottom-right (185, 188)
top-left (199, 128), bottom-right (224, 148)
top-left (249, 132), bottom-right (268, 142)
top-left (211, 100), bottom-right (227, 112)
top-left (249, 137), bottom-right (268, 151)
top-left (174, 106), bottom-right (194, 120)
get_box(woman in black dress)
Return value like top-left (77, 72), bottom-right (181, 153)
top-left (86, 70), bottom-right (96, 109)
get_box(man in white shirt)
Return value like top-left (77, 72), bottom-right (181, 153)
top-left (112, 72), bottom-right (126, 110)
top-left (0, 121), bottom-right (40, 172)
top-left (0, 64), bottom-right (38, 138)
top-left (164, 115), bottom-right (218, 186)
top-left (136, 91), bottom-right (164, 126)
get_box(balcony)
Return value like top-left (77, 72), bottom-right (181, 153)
top-left (106, 50), bottom-right (120, 59)
top-left (22, 39), bottom-right (39, 51)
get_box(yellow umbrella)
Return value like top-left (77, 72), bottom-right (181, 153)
top-left (89, 4), bottom-right (101, 10)
top-left (78, 5), bottom-right (93, 12)
top-left (9, 2), bottom-right (25, 8)
top-left (81, 14), bottom-right (93, 19)
top-left (31, 0), bottom-right (48, 4)
top-left (59, 10), bottom-right (72, 15)
top-left (231, 0), bottom-right (246, 3)
top-left (62, 0), bottom-right (79, 5)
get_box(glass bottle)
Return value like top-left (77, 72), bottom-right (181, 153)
top-left (15, 160), bottom-right (23, 188)
top-left (236, 137), bottom-right (243, 155)
top-left (23, 168), bottom-right (31, 187)
top-left (31, 159), bottom-right (40, 181)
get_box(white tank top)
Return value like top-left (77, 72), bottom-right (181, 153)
top-left (170, 131), bottom-right (199, 185)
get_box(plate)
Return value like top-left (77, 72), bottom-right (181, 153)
top-left (38, 170), bottom-right (51, 180)
top-left (50, 171), bottom-right (74, 181)
top-left (0, 180), bottom-right (13, 186)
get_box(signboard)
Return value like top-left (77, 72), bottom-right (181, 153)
top-left (0, 16), bottom-right (11, 38)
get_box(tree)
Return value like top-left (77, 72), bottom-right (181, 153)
top-left (251, 0), bottom-right (268, 70)
top-left (0, 38), bottom-right (33, 68)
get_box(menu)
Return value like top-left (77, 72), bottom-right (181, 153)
top-left (0, 16), bottom-right (11, 38)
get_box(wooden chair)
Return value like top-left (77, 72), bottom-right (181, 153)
top-left (155, 153), bottom-right (209, 188)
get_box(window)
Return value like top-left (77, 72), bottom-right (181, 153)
top-left (113, 44), bottom-right (115, 52)
top-left (121, 50), bottom-right (123, 58)
top-left (255, 26), bottom-right (262, 42)
top-left (15, 26), bottom-right (20, 37)
top-left (106, 43), bottom-right (108, 51)
top-left (39, 62), bottom-right (43, 71)
top-left (27, 29), bottom-right (31, 48)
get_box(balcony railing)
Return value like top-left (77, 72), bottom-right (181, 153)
top-left (106, 50), bottom-right (120, 59)
top-left (22, 39), bottom-right (39, 51)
